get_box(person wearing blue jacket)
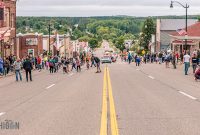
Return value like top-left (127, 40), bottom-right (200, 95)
top-left (128, 52), bottom-right (132, 64)
top-left (136, 56), bottom-right (141, 66)
top-left (0, 57), bottom-right (3, 76)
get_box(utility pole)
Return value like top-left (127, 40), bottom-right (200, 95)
top-left (170, 1), bottom-right (189, 52)
top-left (48, 22), bottom-right (51, 56)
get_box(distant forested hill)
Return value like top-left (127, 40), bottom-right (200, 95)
top-left (16, 16), bottom-right (144, 36)
top-left (16, 15), bottom-right (199, 43)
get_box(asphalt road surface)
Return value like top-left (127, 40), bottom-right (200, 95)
top-left (0, 58), bottom-right (200, 135)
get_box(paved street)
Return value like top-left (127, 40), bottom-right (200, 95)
top-left (0, 58), bottom-right (200, 135)
top-left (1, 0), bottom-right (200, 134)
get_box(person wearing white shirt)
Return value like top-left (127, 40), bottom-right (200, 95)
top-left (183, 52), bottom-right (191, 75)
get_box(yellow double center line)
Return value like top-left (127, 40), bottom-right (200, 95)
top-left (100, 67), bottom-right (119, 135)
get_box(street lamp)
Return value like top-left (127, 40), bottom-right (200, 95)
top-left (64, 34), bottom-right (67, 58)
top-left (48, 21), bottom-right (51, 56)
top-left (35, 32), bottom-right (39, 56)
top-left (170, 1), bottom-right (189, 51)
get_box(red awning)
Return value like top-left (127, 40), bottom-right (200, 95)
top-left (171, 22), bottom-right (200, 37)
top-left (172, 39), bottom-right (196, 45)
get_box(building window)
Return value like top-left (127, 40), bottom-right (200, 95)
top-left (11, 13), bottom-right (14, 28)
top-left (0, 8), bottom-right (4, 20)
top-left (4, 8), bottom-right (10, 27)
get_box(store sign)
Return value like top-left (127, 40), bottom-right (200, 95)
top-left (26, 38), bottom-right (38, 46)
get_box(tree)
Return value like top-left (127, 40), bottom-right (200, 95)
top-left (123, 33), bottom-right (135, 40)
top-left (79, 36), bottom-right (90, 42)
top-left (73, 28), bottom-right (83, 39)
top-left (140, 18), bottom-right (155, 50)
top-left (115, 36), bottom-right (125, 52)
top-left (89, 38), bottom-right (99, 50)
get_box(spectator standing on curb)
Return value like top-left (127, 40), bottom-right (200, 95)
top-left (62, 58), bottom-right (67, 74)
top-left (76, 58), bottom-right (81, 72)
top-left (136, 56), bottom-right (141, 66)
top-left (71, 58), bottom-right (76, 71)
top-left (192, 54), bottom-right (198, 74)
top-left (3, 58), bottom-right (10, 76)
top-left (171, 52), bottom-right (176, 69)
top-left (175, 52), bottom-right (179, 64)
top-left (197, 50), bottom-right (200, 64)
top-left (54, 55), bottom-right (59, 72)
top-left (37, 56), bottom-right (42, 72)
top-left (0, 57), bottom-right (3, 76)
top-left (183, 52), bottom-right (191, 75)
top-left (164, 53), bottom-right (170, 68)
top-left (13, 58), bottom-right (22, 82)
top-left (66, 58), bottom-right (70, 73)
top-left (23, 56), bottom-right (33, 82)
top-left (44, 56), bottom-right (48, 70)
top-left (128, 52), bottom-right (132, 64)
top-left (180, 52), bottom-right (184, 64)
top-left (143, 54), bottom-right (147, 64)
top-left (49, 57), bottom-right (55, 74)
top-left (158, 52), bottom-right (163, 64)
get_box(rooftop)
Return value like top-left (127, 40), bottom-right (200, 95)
top-left (159, 19), bottom-right (197, 31)
top-left (171, 22), bottom-right (200, 37)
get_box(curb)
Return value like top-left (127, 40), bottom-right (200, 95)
top-left (0, 69), bottom-right (37, 80)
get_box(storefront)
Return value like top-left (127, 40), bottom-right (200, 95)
top-left (171, 39), bottom-right (199, 54)
top-left (0, 27), bottom-right (15, 58)
top-left (0, 0), bottom-right (16, 58)
top-left (170, 22), bottom-right (200, 54)
top-left (16, 33), bottom-right (43, 58)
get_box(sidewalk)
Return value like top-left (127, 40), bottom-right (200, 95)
top-left (0, 64), bottom-right (90, 80)
top-left (0, 68), bottom-right (37, 79)
top-left (0, 72), bottom-right (15, 79)
top-left (140, 62), bottom-right (199, 82)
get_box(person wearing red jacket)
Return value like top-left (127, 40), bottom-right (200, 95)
top-left (176, 52), bottom-right (179, 63)
top-left (37, 56), bottom-right (42, 72)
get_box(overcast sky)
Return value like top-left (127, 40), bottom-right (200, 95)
top-left (17, 0), bottom-right (200, 17)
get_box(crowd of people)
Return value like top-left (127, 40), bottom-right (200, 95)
top-left (121, 49), bottom-right (200, 81)
top-left (0, 54), bottom-right (102, 82)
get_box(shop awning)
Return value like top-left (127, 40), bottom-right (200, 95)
top-left (170, 35), bottom-right (200, 40)
top-left (172, 39), bottom-right (196, 45)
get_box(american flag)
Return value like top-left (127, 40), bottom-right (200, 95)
top-left (176, 29), bottom-right (187, 35)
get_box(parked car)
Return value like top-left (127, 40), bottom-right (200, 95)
top-left (111, 57), bottom-right (116, 63)
top-left (101, 56), bottom-right (112, 64)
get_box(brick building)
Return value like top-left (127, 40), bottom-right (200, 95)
top-left (0, 0), bottom-right (16, 58)
top-left (16, 33), bottom-right (43, 58)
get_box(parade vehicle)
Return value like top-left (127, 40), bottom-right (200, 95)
top-left (101, 56), bottom-right (112, 64)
